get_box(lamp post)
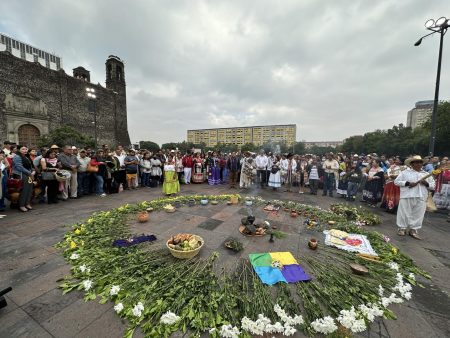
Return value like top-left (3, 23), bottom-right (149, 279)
top-left (86, 87), bottom-right (97, 149)
top-left (414, 17), bottom-right (448, 156)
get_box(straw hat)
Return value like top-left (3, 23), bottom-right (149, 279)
top-left (50, 144), bottom-right (60, 149)
top-left (405, 155), bottom-right (424, 166)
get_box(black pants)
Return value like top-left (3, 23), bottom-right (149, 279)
top-left (46, 179), bottom-right (59, 203)
top-left (113, 170), bottom-right (127, 189)
top-left (18, 175), bottom-right (33, 207)
top-left (256, 170), bottom-right (266, 187)
top-left (309, 179), bottom-right (319, 194)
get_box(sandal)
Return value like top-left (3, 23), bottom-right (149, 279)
top-left (409, 229), bottom-right (421, 240)
top-left (397, 229), bottom-right (406, 236)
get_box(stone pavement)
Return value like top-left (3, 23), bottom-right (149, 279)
top-left (0, 184), bottom-right (449, 338)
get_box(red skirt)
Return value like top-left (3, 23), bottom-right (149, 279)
top-left (381, 181), bottom-right (400, 212)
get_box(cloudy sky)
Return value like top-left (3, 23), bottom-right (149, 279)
top-left (1, 0), bottom-right (449, 145)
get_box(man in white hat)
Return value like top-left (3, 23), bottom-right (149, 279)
top-left (394, 155), bottom-right (435, 239)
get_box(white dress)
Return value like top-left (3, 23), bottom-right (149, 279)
top-left (268, 161), bottom-right (281, 188)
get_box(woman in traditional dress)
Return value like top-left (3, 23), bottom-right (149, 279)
top-left (240, 157), bottom-right (254, 189)
top-left (150, 154), bottom-right (162, 186)
top-left (432, 158), bottom-right (450, 210)
top-left (192, 153), bottom-right (204, 183)
top-left (362, 159), bottom-right (385, 207)
top-left (281, 153), bottom-right (297, 192)
top-left (175, 152), bottom-right (184, 184)
top-left (268, 155), bottom-right (281, 190)
top-left (380, 158), bottom-right (403, 212)
top-left (336, 160), bottom-right (350, 197)
top-left (162, 155), bottom-right (180, 196)
top-left (207, 152), bottom-right (221, 185)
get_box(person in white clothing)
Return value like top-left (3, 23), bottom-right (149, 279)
top-left (394, 155), bottom-right (435, 239)
top-left (255, 150), bottom-right (268, 188)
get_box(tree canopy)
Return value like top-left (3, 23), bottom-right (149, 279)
top-left (340, 101), bottom-right (450, 157)
top-left (38, 126), bottom-right (94, 149)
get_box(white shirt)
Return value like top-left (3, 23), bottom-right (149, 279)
top-left (281, 159), bottom-right (297, 171)
top-left (322, 159), bottom-right (339, 173)
top-left (255, 155), bottom-right (268, 169)
top-left (394, 168), bottom-right (435, 200)
top-left (114, 153), bottom-right (126, 168)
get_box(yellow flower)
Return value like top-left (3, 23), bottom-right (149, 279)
top-left (80, 240), bottom-right (85, 246)
top-left (74, 229), bottom-right (81, 235)
top-left (70, 241), bottom-right (77, 249)
top-left (391, 247), bottom-right (398, 255)
top-left (87, 218), bottom-right (93, 224)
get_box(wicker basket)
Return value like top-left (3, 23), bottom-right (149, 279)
top-left (166, 235), bottom-right (204, 259)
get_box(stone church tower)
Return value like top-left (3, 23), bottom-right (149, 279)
top-left (106, 56), bottom-right (130, 146)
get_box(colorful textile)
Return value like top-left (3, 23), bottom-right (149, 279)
top-left (113, 235), bottom-right (157, 247)
top-left (250, 252), bottom-right (311, 285)
top-left (323, 230), bottom-right (378, 256)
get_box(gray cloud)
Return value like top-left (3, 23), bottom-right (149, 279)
top-left (2, 0), bottom-right (449, 144)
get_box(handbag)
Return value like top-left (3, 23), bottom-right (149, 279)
top-left (86, 163), bottom-right (99, 173)
top-left (41, 171), bottom-right (56, 180)
top-left (7, 177), bottom-right (23, 193)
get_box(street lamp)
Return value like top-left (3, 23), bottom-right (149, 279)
top-left (414, 16), bottom-right (449, 156)
top-left (86, 87), bottom-right (97, 149)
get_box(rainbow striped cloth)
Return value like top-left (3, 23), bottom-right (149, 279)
top-left (249, 252), bottom-right (311, 285)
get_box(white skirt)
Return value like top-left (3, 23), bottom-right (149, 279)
top-left (268, 172), bottom-right (281, 188)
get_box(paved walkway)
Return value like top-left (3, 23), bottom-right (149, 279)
top-left (0, 184), bottom-right (449, 338)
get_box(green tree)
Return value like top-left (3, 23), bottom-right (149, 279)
top-left (293, 141), bottom-right (306, 154)
top-left (38, 126), bottom-right (94, 149)
top-left (421, 101), bottom-right (450, 155)
top-left (139, 141), bottom-right (160, 152)
top-left (240, 142), bottom-right (257, 152)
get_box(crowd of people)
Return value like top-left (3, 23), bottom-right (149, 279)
top-left (1, 141), bottom-right (449, 232)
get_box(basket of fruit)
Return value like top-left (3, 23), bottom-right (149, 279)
top-left (167, 233), bottom-right (204, 259)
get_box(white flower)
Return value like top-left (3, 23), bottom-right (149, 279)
top-left (359, 303), bottom-right (383, 322)
top-left (82, 279), bottom-right (93, 291)
top-left (219, 324), bottom-right (240, 338)
top-left (283, 325), bottom-right (297, 336)
top-left (160, 311), bottom-right (181, 325)
top-left (114, 303), bottom-right (124, 313)
top-left (70, 253), bottom-right (79, 260)
top-left (132, 302), bottom-right (144, 317)
top-left (208, 328), bottom-right (217, 334)
top-left (408, 273), bottom-right (416, 281)
top-left (110, 285), bottom-right (120, 296)
top-left (378, 285), bottom-right (384, 297)
top-left (79, 264), bottom-right (87, 273)
top-left (387, 261), bottom-right (399, 271)
top-left (311, 316), bottom-right (338, 335)
top-left (337, 306), bottom-right (357, 329)
top-left (350, 318), bottom-right (366, 333)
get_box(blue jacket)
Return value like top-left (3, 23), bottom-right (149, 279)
top-left (12, 155), bottom-right (32, 177)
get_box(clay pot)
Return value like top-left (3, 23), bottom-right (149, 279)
top-left (308, 238), bottom-right (318, 250)
top-left (290, 211), bottom-right (298, 218)
top-left (173, 201), bottom-right (182, 208)
top-left (247, 215), bottom-right (256, 225)
top-left (137, 211), bottom-right (149, 223)
top-left (188, 199), bottom-right (196, 207)
top-left (230, 196), bottom-right (239, 204)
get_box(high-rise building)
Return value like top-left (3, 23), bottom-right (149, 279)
top-left (0, 32), bottom-right (62, 70)
top-left (406, 100), bottom-right (433, 129)
top-left (187, 124), bottom-right (296, 147)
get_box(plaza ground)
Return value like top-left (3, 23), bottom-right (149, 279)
top-left (0, 184), bottom-right (449, 338)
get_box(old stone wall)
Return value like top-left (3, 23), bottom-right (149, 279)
top-left (0, 51), bottom-right (130, 147)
